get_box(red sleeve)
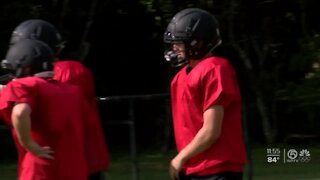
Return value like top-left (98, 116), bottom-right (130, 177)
top-left (202, 65), bottom-right (238, 111)
top-left (0, 80), bottom-right (35, 110)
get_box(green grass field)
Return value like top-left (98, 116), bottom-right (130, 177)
top-left (1, 144), bottom-right (319, 180)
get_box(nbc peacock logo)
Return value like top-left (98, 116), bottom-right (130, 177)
top-left (299, 149), bottom-right (311, 163)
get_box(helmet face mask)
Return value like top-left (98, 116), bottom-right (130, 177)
top-left (164, 41), bottom-right (188, 67)
top-left (163, 8), bottom-right (222, 67)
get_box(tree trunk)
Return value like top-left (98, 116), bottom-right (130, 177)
top-left (227, 0), bottom-right (276, 143)
top-left (58, 0), bottom-right (70, 27)
top-left (78, 0), bottom-right (99, 62)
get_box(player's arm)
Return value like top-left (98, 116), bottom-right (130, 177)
top-left (12, 102), bottom-right (54, 159)
top-left (170, 105), bottom-right (224, 179)
top-left (177, 105), bottom-right (223, 159)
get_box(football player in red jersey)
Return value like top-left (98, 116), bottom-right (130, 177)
top-left (0, 39), bottom-right (88, 180)
top-left (164, 8), bottom-right (247, 180)
top-left (8, 19), bottom-right (110, 179)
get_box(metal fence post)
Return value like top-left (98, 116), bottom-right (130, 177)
top-left (98, 93), bottom-right (169, 180)
top-left (242, 99), bottom-right (253, 180)
top-left (128, 100), bottom-right (139, 180)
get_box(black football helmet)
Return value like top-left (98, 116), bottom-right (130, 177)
top-left (163, 8), bottom-right (222, 67)
top-left (10, 19), bottom-right (65, 55)
top-left (1, 39), bottom-right (54, 78)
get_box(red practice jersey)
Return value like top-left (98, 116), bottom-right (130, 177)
top-left (53, 60), bottom-right (110, 173)
top-left (53, 60), bottom-right (95, 100)
top-left (0, 76), bottom-right (88, 180)
top-left (170, 56), bottom-right (247, 175)
top-left (0, 105), bottom-right (26, 176)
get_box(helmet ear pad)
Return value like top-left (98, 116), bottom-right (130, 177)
top-left (186, 39), bottom-right (215, 59)
top-left (187, 30), bottom-right (222, 59)
top-left (186, 39), bottom-right (203, 58)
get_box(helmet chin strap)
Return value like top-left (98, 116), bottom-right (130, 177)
top-left (208, 39), bottom-right (222, 53)
top-left (15, 67), bottom-right (24, 78)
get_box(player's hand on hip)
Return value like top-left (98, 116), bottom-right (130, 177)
top-left (25, 140), bottom-right (55, 159)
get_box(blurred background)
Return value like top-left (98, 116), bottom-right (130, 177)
top-left (0, 0), bottom-right (320, 179)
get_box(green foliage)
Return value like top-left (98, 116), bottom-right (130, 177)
top-left (289, 34), bottom-right (320, 74)
top-left (276, 34), bottom-right (320, 108)
top-left (274, 34), bottom-right (320, 135)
